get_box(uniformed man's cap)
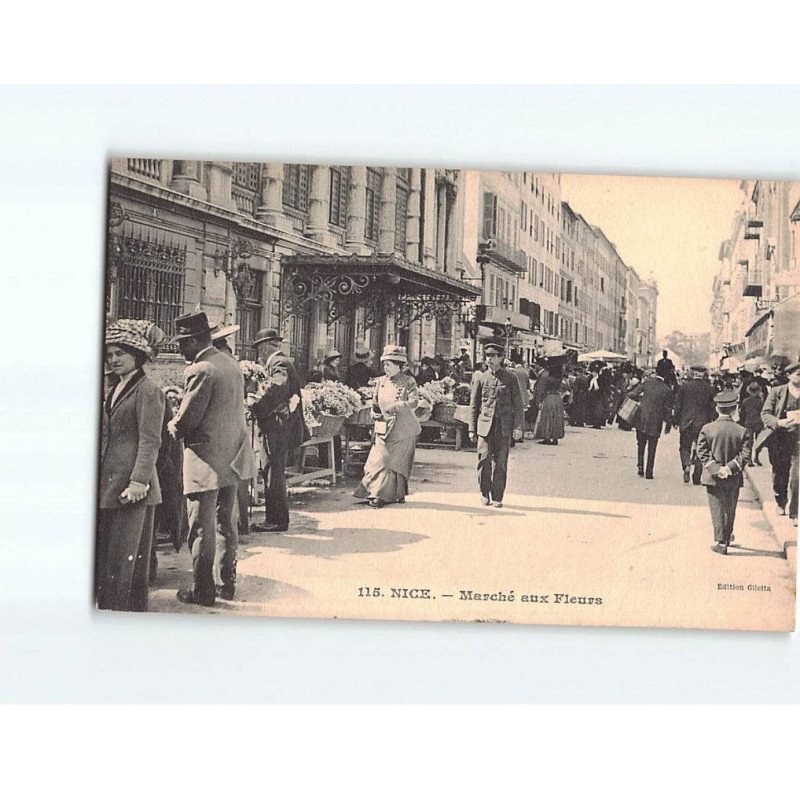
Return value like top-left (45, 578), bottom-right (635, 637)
top-left (483, 342), bottom-right (504, 356)
top-left (786, 360), bottom-right (800, 375)
top-left (690, 365), bottom-right (707, 374)
top-left (714, 390), bottom-right (738, 409)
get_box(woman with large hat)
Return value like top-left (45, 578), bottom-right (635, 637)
top-left (97, 319), bottom-right (166, 611)
top-left (354, 345), bottom-right (422, 508)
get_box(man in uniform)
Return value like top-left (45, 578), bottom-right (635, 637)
top-left (168, 312), bottom-right (257, 605)
top-left (250, 328), bottom-right (309, 533)
top-left (696, 391), bottom-right (751, 554)
top-left (468, 342), bottom-right (524, 507)
top-left (673, 365), bottom-right (718, 484)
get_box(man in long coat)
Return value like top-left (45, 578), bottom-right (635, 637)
top-left (169, 312), bottom-right (257, 605)
top-left (251, 328), bottom-right (309, 532)
top-left (697, 391), bottom-right (751, 554)
top-left (761, 360), bottom-right (800, 522)
top-left (468, 342), bottom-right (524, 507)
top-left (628, 370), bottom-right (675, 479)
top-left (673, 366), bottom-right (718, 485)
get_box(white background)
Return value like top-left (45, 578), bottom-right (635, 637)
top-left (1, 85), bottom-right (799, 704)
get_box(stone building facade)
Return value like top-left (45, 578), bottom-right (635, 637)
top-left (106, 159), bottom-right (655, 375)
top-left (107, 159), bottom-right (477, 378)
top-left (710, 180), bottom-right (800, 369)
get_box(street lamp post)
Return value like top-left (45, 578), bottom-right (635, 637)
top-left (504, 317), bottom-right (513, 362)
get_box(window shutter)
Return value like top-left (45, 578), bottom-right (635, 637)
top-left (482, 192), bottom-right (497, 239)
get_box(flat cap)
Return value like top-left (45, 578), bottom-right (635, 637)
top-left (714, 390), bottom-right (739, 407)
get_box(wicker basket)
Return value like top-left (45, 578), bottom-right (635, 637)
top-left (346, 406), bottom-right (373, 426)
top-left (432, 402), bottom-right (457, 423)
top-left (309, 414), bottom-right (346, 438)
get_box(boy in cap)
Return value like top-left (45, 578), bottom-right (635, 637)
top-left (696, 391), bottom-right (751, 555)
top-left (468, 342), bottom-right (524, 507)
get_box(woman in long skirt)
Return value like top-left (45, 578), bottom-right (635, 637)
top-left (534, 360), bottom-right (566, 445)
top-left (354, 345), bottom-right (422, 508)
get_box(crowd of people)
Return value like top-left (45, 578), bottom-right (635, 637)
top-left (97, 313), bottom-right (799, 611)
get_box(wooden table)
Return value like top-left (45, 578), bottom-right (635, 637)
top-left (285, 434), bottom-right (337, 487)
top-left (417, 419), bottom-right (465, 451)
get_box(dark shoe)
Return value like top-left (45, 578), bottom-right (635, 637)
top-left (176, 588), bottom-right (215, 607)
top-left (711, 543), bottom-right (727, 555)
top-left (262, 523), bottom-right (287, 533)
top-left (645, 473), bottom-right (654, 480)
top-left (397, 497), bottom-right (405, 504)
top-left (637, 466), bottom-right (644, 477)
top-left (683, 466), bottom-right (690, 483)
top-left (777, 506), bottom-right (786, 516)
top-left (217, 585), bottom-right (235, 601)
top-left (491, 500), bottom-right (503, 508)
top-left (481, 496), bottom-right (490, 506)
top-left (251, 522), bottom-right (270, 532)
top-left (368, 498), bottom-right (386, 508)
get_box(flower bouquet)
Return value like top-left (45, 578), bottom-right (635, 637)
top-left (301, 380), bottom-right (363, 436)
top-left (418, 379), bottom-right (452, 408)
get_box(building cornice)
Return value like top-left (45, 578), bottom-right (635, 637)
top-left (109, 172), bottom-right (336, 256)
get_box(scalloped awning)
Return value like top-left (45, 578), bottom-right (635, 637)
top-left (282, 253), bottom-right (480, 298)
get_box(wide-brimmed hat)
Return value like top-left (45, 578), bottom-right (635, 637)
top-left (253, 327), bottom-right (283, 346)
top-left (106, 319), bottom-right (166, 361)
top-left (380, 344), bottom-right (408, 364)
top-left (690, 365), bottom-right (707, 375)
top-left (171, 312), bottom-right (215, 342)
top-left (324, 349), bottom-right (342, 363)
top-left (211, 322), bottom-right (240, 341)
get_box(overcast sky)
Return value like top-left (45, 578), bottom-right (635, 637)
top-left (560, 173), bottom-right (743, 340)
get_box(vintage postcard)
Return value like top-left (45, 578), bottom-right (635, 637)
top-left (97, 159), bottom-right (799, 631)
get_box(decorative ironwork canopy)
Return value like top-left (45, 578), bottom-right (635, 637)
top-left (281, 253), bottom-right (480, 330)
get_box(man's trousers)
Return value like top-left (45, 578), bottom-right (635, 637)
top-left (706, 482), bottom-right (741, 544)
top-left (679, 426), bottom-right (703, 483)
top-left (477, 423), bottom-right (512, 502)
top-left (186, 484), bottom-right (237, 604)
top-left (636, 430), bottom-right (660, 477)
top-left (263, 448), bottom-right (290, 530)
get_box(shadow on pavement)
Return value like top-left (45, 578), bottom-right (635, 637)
top-left (242, 521), bottom-right (429, 560)
top-left (500, 504), bottom-right (630, 519)
top-left (726, 544), bottom-right (786, 559)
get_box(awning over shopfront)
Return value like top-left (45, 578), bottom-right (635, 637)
top-left (281, 253), bottom-right (480, 330)
top-left (744, 311), bottom-right (772, 359)
top-left (772, 292), bottom-right (800, 359)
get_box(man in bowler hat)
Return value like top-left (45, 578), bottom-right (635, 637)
top-left (468, 342), bottom-right (524, 507)
top-left (168, 312), bottom-right (257, 604)
top-left (250, 328), bottom-right (309, 532)
top-left (696, 391), bottom-right (751, 554)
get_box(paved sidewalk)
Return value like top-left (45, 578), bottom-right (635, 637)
top-left (745, 460), bottom-right (798, 574)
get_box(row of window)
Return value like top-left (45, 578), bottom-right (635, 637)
top-left (488, 272), bottom-right (517, 311)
